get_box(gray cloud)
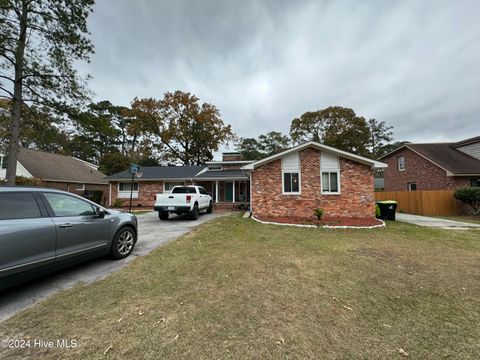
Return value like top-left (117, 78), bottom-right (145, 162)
top-left (80, 0), bottom-right (480, 148)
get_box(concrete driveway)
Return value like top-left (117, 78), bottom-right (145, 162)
top-left (0, 211), bottom-right (225, 323)
top-left (396, 213), bottom-right (480, 230)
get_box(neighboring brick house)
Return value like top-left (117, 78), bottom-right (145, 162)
top-left (379, 136), bottom-right (480, 191)
top-left (0, 148), bottom-right (108, 201)
top-left (241, 141), bottom-right (386, 219)
top-left (105, 153), bottom-right (253, 208)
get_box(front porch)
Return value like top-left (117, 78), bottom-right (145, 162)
top-left (195, 179), bottom-right (250, 210)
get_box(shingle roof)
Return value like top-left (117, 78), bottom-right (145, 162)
top-left (105, 165), bottom-right (206, 180)
top-left (195, 170), bottom-right (248, 179)
top-left (406, 143), bottom-right (480, 175)
top-left (451, 135), bottom-right (480, 148)
top-left (18, 148), bottom-right (107, 184)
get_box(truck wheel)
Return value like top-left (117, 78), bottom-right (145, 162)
top-left (207, 201), bottom-right (213, 214)
top-left (159, 211), bottom-right (169, 220)
top-left (190, 203), bottom-right (199, 220)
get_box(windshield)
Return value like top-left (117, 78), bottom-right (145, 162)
top-left (172, 186), bottom-right (196, 194)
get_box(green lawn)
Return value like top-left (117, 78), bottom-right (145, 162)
top-left (1, 215), bottom-right (479, 359)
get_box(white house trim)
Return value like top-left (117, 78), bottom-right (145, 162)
top-left (242, 141), bottom-right (387, 170)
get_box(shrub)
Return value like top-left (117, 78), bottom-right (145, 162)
top-left (84, 190), bottom-right (104, 205)
top-left (454, 187), bottom-right (480, 215)
top-left (113, 198), bottom-right (124, 208)
top-left (314, 208), bottom-right (324, 220)
top-left (0, 176), bottom-right (44, 186)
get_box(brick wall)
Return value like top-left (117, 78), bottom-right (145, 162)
top-left (251, 148), bottom-right (375, 219)
top-left (109, 181), bottom-right (164, 208)
top-left (43, 181), bottom-right (108, 204)
top-left (383, 148), bottom-right (472, 191)
top-left (222, 153), bottom-right (243, 162)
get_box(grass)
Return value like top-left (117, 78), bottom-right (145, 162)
top-left (1, 215), bottom-right (479, 359)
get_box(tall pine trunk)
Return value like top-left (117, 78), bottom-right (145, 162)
top-left (5, 1), bottom-right (27, 185)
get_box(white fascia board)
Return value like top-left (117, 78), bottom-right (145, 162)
top-left (241, 141), bottom-right (387, 170)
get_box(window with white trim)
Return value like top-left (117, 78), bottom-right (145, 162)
top-left (164, 181), bottom-right (185, 193)
top-left (119, 182), bottom-right (139, 192)
top-left (0, 155), bottom-right (7, 169)
top-left (397, 156), bottom-right (405, 171)
top-left (282, 152), bottom-right (300, 194)
top-left (408, 182), bottom-right (417, 191)
top-left (321, 152), bottom-right (340, 194)
top-left (76, 183), bottom-right (85, 191)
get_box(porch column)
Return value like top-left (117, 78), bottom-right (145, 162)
top-left (215, 180), bottom-right (219, 203)
top-left (232, 180), bottom-right (235, 203)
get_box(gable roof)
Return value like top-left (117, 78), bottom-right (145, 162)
top-left (105, 165), bottom-right (206, 181)
top-left (242, 141), bottom-right (387, 170)
top-left (18, 148), bottom-right (107, 184)
top-left (379, 142), bottom-right (480, 176)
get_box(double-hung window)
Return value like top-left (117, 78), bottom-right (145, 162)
top-left (397, 156), bottom-right (405, 171)
top-left (164, 181), bottom-right (185, 193)
top-left (321, 152), bottom-right (340, 194)
top-left (282, 152), bottom-right (300, 194)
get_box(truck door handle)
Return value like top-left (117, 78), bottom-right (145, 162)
top-left (168, 196), bottom-right (174, 198)
top-left (59, 223), bottom-right (73, 229)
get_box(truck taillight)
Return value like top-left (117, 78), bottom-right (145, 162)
top-left (154, 194), bottom-right (157, 201)
top-left (186, 195), bottom-right (191, 203)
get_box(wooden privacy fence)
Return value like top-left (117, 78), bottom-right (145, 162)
top-left (375, 190), bottom-right (459, 216)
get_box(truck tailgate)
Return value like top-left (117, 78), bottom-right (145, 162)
top-left (156, 194), bottom-right (187, 206)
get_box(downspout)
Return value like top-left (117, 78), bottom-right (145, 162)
top-left (249, 171), bottom-right (253, 215)
top-left (109, 182), bottom-right (112, 207)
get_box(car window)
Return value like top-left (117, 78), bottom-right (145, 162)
top-left (199, 188), bottom-right (208, 195)
top-left (172, 187), bottom-right (196, 194)
top-left (0, 192), bottom-right (42, 220)
top-left (43, 193), bottom-right (95, 217)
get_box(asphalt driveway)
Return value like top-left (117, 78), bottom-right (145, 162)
top-left (0, 211), bottom-right (225, 323)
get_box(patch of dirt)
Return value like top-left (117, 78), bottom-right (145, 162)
top-left (255, 216), bottom-right (384, 227)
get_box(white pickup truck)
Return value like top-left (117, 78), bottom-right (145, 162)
top-left (154, 185), bottom-right (213, 220)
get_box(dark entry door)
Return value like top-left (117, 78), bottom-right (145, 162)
top-left (224, 182), bottom-right (233, 202)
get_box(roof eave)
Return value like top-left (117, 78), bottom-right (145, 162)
top-left (242, 141), bottom-right (386, 169)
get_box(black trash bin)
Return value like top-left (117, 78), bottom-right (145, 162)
top-left (376, 200), bottom-right (397, 220)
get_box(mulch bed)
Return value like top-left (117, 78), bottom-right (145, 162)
top-left (255, 215), bottom-right (384, 227)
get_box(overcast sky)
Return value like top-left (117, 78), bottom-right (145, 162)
top-left (80, 0), bottom-right (480, 151)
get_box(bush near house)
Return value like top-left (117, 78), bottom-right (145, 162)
top-left (454, 187), bottom-right (480, 215)
top-left (0, 175), bottom-right (44, 186)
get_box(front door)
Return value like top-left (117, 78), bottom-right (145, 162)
top-left (41, 192), bottom-right (110, 260)
top-left (224, 182), bottom-right (233, 202)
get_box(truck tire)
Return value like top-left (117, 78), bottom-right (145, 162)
top-left (207, 201), bottom-right (213, 214)
top-left (190, 203), bottom-right (199, 220)
top-left (159, 211), bottom-right (169, 220)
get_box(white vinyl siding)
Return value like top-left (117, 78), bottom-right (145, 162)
top-left (321, 152), bottom-right (340, 194)
top-left (456, 142), bottom-right (480, 160)
top-left (281, 152), bottom-right (301, 194)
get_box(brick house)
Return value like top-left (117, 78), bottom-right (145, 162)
top-left (241, 141), bottom-right (386, 219)
top-left (0, 148), bottom-right (108, 201)
top-left (379, 136), bottom-right (480, 191)
top-left (105, 153), bottom-right (253, 208)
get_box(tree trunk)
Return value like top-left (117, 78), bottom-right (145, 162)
top-left (5, 0), bottom-right (27, 185)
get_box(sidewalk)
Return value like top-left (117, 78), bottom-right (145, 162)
top-left (396, 213), bottom-right (480, 230)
